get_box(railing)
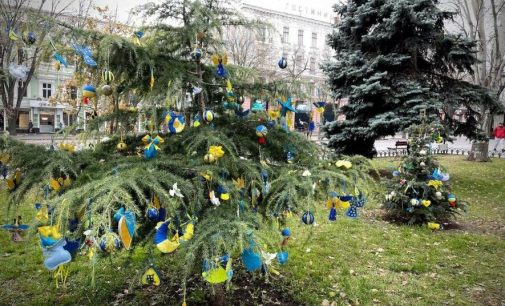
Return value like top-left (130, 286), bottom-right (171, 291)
top-left (374, 149), bottom-right (504, 159)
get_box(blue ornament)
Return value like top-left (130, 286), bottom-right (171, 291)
top-left (191, 47), bottom-right (202, 61)
top-left (302, 211), bottom-right (314, 225)
top-left (278, 57), bottom-right (287, 69)
top-left (346, 206), bottom-right (358, 219)
top-left (277, 251), bottom-right (288, 265)
top-left (281, 228), bottom-right (291, 237)
top-left (329, 206), bottom-right (337, 221)
top-left (146, 207), bottom-right (159, 221)
top-left (241, 248), bottom-right (262, 272)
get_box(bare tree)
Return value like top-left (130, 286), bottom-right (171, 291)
top-left (224, 26), bottom-right (263, 68)
top-left (0, 0), bottom-right (73, 135)
top-left (448, 0), bottom-right (505, 133)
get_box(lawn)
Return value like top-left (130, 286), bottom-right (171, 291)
top-left (0, 156), bottom-right (504, 305)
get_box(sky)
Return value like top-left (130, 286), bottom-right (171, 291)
top-left (77, 0), bottom-right (338, 24)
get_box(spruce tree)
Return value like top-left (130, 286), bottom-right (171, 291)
top-left (322, 0), bottom-right (498, 158)
top-left (383, 117), bottom-right (467, 225)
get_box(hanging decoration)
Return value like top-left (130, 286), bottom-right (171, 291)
top-left (99, 232), bottom-right (121, 253)
top-left (38, 225), bottom-right (72, 271)
top-left (132, 31), bottom-right (144, 46)
top-left (101, 69), bottom-right (115, 84)
top-left (142, 135), bottom-right (164, 160)
top-left (141, 264), bottom-right (161, 286)
top-left (114, 208), bottom-right (136, 250)
top-left (154, 221), bottom-right (180, 254)
top-left (204, 145), bottom-right (225, 163)
top-left (256, 125), bottom-right (268, 145)
top-left (191, 47), bottom-right (202, 61)
top-left (8, 63), bottom-right (29, 81)
top-left (22, 31), bottom-right (36, 45)
top-left (164, 111), bottom-right (186, 134)
top-left (6, 168), bottom-right (22, 191)
top-left (202, 255), bottom-right (233, 284)
top-left (276, 97), bottom-right (296, 117)
top-left (241, 246), bottom-right (262, 272)
top-left (71, 42), bottom-right (97, 67)
top-left (313, 101), bottom-right (327, 113)
top-left (2, 216), bottom-right (29, 242)
top-left (82, 84), bottom-right (97, 98)
top-left (8, 29), bottom-right (20, 41)
top-left (302, 211), bottom-right (315, 225)
top-left (53, 52), bottom-right (68, 68)
top-left (150, 68), bottom-right (155, 91)
top-left (211, 53), bottom-right (228, 78)
top-left (277, 56), bottom-right (287, 69)
top-left (203, 110), bottom-right (214, 123)
top-left (251, 100), bottom-right (265, 112)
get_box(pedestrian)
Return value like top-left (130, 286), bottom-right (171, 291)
top-left (59, 121), bottom-right (63, 130)
top-left (28, 121), bottom-right (33, 133)
top-left (1, 163), bottom-right (7, 180)
top-left (308, 120), bottom-right (315, 139)
top-left (492, 122), bottom-right (505, 152)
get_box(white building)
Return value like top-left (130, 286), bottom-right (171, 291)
top-left (1, 60), bottom-right (79, 133)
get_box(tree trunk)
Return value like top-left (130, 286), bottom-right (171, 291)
top-left (7, 115), bottom-right (17, 136)
top-left (211, 284), bottom-right (226, 306)
top-left (467, 140), bottom-right (491, 162)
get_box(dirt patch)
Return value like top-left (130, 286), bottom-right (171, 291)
top-left (446, 219), bottom-right (505, 236)
top-left (112, 267), bottom-right (300, 306)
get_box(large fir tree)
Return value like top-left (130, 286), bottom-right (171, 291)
top-left (322, 0), bottom-right (498, 157)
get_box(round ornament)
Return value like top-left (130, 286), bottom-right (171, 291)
top-left (204, 153), bottom-right (216, 163)
top-left (102, 84), bottom-right (113, 96)
top-left (237, 96), bottom-right (245, 105)
top-left (302, 211), bottom-right (315, 225)
top-left (203, 110), bottom-right (214, 123)
top-left (278, 57), bottom-right (287, 69)
top-left (82, 85), bottom-right (96, 98)
top-left (410, 198), bottom-right (420, 206)
top-left (191, 47), bottom-right (202, 61)
top-left (255, 125), bottom-right (268, 138)
top-left (101, 69), bottom-right (115, 84)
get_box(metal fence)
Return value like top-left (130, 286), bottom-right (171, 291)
top-left (375, 149), bottom-right (505, 159)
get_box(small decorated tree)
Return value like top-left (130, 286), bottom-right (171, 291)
top-left (383, 114), bottom-right (467, 226)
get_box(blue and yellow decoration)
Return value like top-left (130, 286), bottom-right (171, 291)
top-left (114, 208), bottom-right (136, 250)
top-left (202, 255), bottom-right (233, 284)
top-left (276, 97), bottom-right (296, 117)
top-left (99, 233), bottom-right (121, 253)
top-left (203, 110), bottom-right (214, 123)
top-left (141, 264), bottom-right (162, 286)
top-left (278, 57), bottom-right (287, 69)
top-left (82, 84), bottom-right (96, 98)
top-left (302, 211), bottom-right (315, 225)
top-left (313, 101), bottom-right (326, 113)
top-left (142, 134), bottom-right (164, 160)
top-left (154, 221), bottom-right (180, 253)
top-left (6, 168), bottom-right (22, 191)
top-left (164, 111), bottom-right (186, 134)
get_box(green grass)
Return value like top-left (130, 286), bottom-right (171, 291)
top-left (0, 156), bottom-right (504, 305)
top-left (281, 156), bottom-right (505, 305)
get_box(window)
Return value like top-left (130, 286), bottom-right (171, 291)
top-left (312, 32), bottom-right (317, 48)
top-left (18, 81), bottom-right (27, 97)
top-left (258, 26), bottom-right (266, 42)
top-left (282, 27), bottom-right (289, 43)
top-left (42, 82), bottom-right (52, 99)
top-left (309, 57), bottom-right (316, 73)
top-left (298, 30), bottom-right (304, 46)
top-left (70, 86), bottom-right (77, 100)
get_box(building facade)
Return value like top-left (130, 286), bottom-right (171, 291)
top-left (230, 0), bottom-right (337, 130)
top-left (1, 61), bottom-right (77, 133)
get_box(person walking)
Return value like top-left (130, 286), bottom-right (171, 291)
top-left (28, 121), bottom-right (33, 133)
top-left (492, 122), bottom-right (505, 152)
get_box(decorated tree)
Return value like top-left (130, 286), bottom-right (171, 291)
top-left (0, 2), bottom-right (376, 304)
top-left (383, 114), bottom-right (467, 226)
top-left (321, 0), bottom-right (499, 158)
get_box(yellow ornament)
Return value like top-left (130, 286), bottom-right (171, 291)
top-left (427, 222), bottom-right (441, 230)
top-left (232, 177), bottom-right (245, 189)
top-left (422, 200), bottom-right (431, 207)
top-left (141, 266), bottom-right (161, 286)
top-left (336, 160), bottom-right (352, 169)
top-left (117, 138), bottom-right (128, 151)
top-left (427, 180), bottom-right (443, 190)
top-left (208, 146), bottom-right (224, 159)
